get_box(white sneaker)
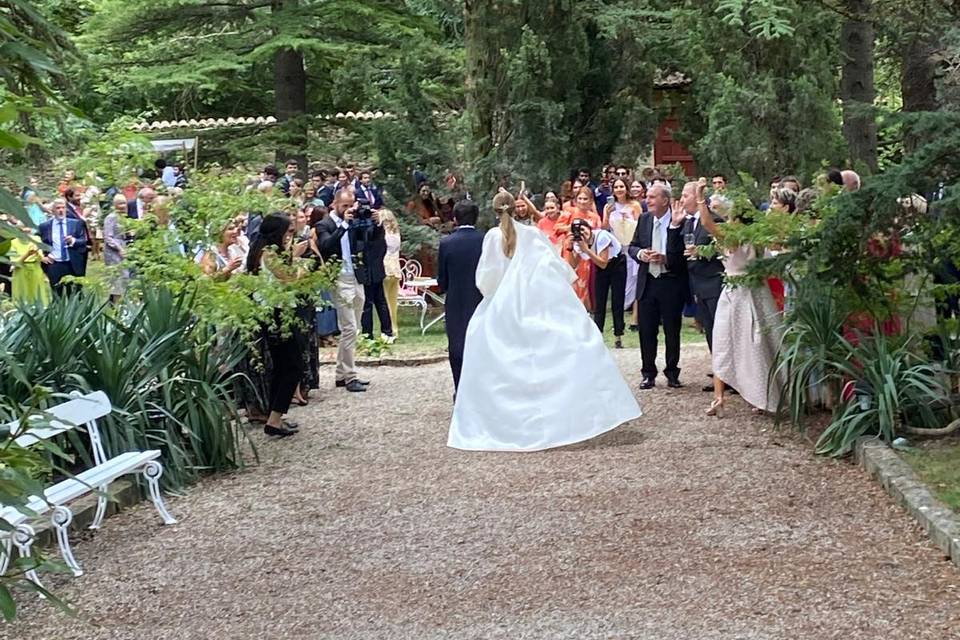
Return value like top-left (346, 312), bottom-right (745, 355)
top-left (381, 333), bottom-right (397, 344)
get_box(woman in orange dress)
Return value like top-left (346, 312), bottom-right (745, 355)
top-left (555, 186), bottom-right (602, 310)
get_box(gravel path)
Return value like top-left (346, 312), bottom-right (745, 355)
top-left (4, 345), bottom-right (960, 639)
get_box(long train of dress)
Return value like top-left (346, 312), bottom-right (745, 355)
top-left (448, 218), bottom-right (642, 452)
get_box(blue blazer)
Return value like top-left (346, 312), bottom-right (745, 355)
top-left (38, 216), bottom-right (88, 274)
top-left (437, 226), bottom-right (485, 353)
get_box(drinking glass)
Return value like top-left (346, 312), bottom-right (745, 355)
top-left (684, 233), bottom-right (696, 260)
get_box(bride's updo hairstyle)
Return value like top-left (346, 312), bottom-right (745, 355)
top-left (492, 191), bottom-right (517, 258)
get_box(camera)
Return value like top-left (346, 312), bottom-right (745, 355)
top-left (349, 204), bottom-right (375, 231)
top-left (571, 218), bottom-right (586, 242)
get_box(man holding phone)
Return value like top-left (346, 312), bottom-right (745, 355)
top-left (628, 183), bottom-right (688, 389)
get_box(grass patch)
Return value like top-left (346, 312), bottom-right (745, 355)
top-left (902, 441), bottom-right (960, 512)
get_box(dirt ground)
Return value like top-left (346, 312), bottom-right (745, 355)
top-left (4, 345), bottom-right (960, 639)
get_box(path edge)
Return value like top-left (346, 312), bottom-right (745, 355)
top-left (320, 354), bottom-right (448, 367)
top-left (854, 436), bottom-right (960, 568)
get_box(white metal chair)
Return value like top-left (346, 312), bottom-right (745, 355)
top-left (397, 258), bottom-right (428, 330)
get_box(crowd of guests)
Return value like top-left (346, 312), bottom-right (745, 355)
top-left (1, 159), bottom-right (416, 439)
top-left (476, 163), bottom-right (864, 418)
top-left (2, 155), bottom-right (865, 434)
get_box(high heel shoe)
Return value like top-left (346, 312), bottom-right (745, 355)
top-left (706, 397), bottom-right (725, 418)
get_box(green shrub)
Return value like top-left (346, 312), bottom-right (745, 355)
top-left (0, 288), bottom-right (256, 491)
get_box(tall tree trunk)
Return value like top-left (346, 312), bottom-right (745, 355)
top-left (901, 32), bottom-right (939, 153)
top-left (463, 0), bottom-right (497, 166)
top-left (273, 0), bottom-right (307, 165)
top-left (840, 0), bottom-right (877, 172)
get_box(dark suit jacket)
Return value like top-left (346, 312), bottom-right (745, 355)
top-left (627, 211), bottom-right (688, 301)
top-left (355, 184), bottom-right (384, 209)
top-left (39, 216), bottom-right (88, 275)
top-left (437, 226), bottom-right (485, 349)
top-left (316, 185), bottom-right (335, 207)
top-left (126, 199), bottom-right (141, 219)
top-left (315, 215), bottom-right (385, 284)
top-left (684, 213), bottom-right (724, 301)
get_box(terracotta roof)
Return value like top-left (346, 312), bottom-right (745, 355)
top-left (653, 71), bottom-right (691, 89)
top-left (131, 111), bottom-right (396, 131)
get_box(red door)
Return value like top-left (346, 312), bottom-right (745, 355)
top-left (654, 115), bottom-right (697, 179)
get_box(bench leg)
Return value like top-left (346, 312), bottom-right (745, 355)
top-left (0, 534), bottom-right (10, 575)
top-left (142, 461), bottom-right (177, 525)
top-left (89, 489), bottom-right (109, 530)
top-left (12, 524), bottom-right (43, 594)
top-left (51, 506), bottom-right (83, 577)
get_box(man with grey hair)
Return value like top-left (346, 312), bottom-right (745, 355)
top-left (841, 170), bottom-right (861, 192)
top-left (127, 186), bottom-right (156, 219)
top-left (39, 198), bottom-right (88, 294)
top-left (680, 182), bottom-right (724, 388)
top-left (628, 182), bottom-right (689, 389)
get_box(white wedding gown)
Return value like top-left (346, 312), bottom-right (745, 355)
top-left (448, 218), bottom-right (642, 452)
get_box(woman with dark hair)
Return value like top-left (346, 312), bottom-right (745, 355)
top-left (246, 213), bottom-right (305, 438)
top-left (601, 177), bottom-right (642, 346)
top-left (407, 182), bottom-right (442, 228)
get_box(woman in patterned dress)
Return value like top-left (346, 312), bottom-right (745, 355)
top-left (692, 182), bottom-right (785, 417)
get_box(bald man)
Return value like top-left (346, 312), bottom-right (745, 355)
top-left (841, 170), bottom-right (861, 192)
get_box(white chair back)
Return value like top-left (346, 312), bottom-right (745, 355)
top-left (401, 259), bottom-right (422, 285)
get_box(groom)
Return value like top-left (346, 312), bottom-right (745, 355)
top-left (437, 200), bottom-right (484, 394)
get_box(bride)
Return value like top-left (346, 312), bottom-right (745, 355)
top-left (448, 191), bottom-right (642, 452)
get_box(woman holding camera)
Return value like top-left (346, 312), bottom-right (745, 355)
top-left (565, 220), bottom-right (626, 348)
top-left (555, 186), bottom-right (602, 310)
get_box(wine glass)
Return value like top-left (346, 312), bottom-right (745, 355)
top-left (684, 233), bottom-right (696, 260)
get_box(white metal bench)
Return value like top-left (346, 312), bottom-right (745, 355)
top-left (0, 391), bottom-right (176, 586)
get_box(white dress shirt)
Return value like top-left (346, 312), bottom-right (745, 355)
top-left (328, 212), bottom-right (354, 275)
top-left (51, 217), bottom-right (69, 262)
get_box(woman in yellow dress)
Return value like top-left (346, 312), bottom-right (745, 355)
top-left (8, 223), bottom-right (52, 307)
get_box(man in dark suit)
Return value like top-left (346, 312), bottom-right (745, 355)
top-left (359, 210), bottom-right (393, 341)
top-left (39, 198), bottom-right (88, 295)
top-left (355, 170), bottom-right (384, 210)
top-left (127, 186), bottom-right (157, 219)
top-left (317, 190), bottom-right (383, 392)
top-left (628, 183), bottom-right (688, 389)
top-left (437, 200), bottom-right (485, 394)
top-left (680, 182), bottom-right (725, 354)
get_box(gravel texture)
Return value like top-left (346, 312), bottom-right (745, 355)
top-left (4, 344), bottom-right (960, 639)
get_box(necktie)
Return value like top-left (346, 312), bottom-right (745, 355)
top-left (59, 220), bottom-right (67, 261)
top-left (650, 217), bottom-right (663, 277)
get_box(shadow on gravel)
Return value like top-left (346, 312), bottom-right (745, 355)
top-left (559, 424), bottom-right (646, 451)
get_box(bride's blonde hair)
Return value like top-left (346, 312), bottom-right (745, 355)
top-left (492, 191), bottom-right (517, 258)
